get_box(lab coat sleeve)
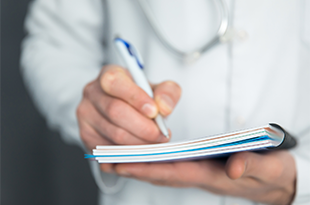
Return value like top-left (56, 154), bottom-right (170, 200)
top-left (20, 0), bottom-right (105, 147)
top-left (20, 0), bottom-right (125, 195)
top-left (291, 137), bottom-right (310, 205)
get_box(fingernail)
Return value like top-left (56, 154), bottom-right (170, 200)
top-left (156, 94), bottom-right (174, 115)
top-left (118, 170), bottom-right (131, 177)
top-left (158, 134), bottom-right (170, 143)
top-left (141, 103), bottom-right (157, 118)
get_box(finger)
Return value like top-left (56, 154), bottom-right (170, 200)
top-left (153, 81), bottom-right (182, 116)
top-left (225, 151), bottom-right (287, 182)
top-left (90, 91), bottom-right (168, 143)
top-left (100, 163), bottom-right (116, 174)
top-left (81, 98), bottom-right (149, 145)
top-left (79, 120), bottom-right (116, 173)
top-left (93, 116), bottom-right (149, 145)
top-left (114, 160), bottom-right (229, 190)
top-left (83, 79), bottom-right (167, 143)
top-left (114, 163), bottom-right (179, 181)
top-left (78, 119), bottom-right (113, 150)
top-left (100, 65), bottom-right (158, 118)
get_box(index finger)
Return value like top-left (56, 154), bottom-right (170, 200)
top-left (100, 65), bottom-right (158, 118)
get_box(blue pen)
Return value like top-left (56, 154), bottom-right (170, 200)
top-left (114, 37), bottom-right (169, 139)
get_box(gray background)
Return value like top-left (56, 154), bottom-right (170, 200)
top-left (1, 0), bottom-right (99, 204)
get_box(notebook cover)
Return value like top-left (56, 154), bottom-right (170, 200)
top-left (267, 123), bottom-right (297, 150)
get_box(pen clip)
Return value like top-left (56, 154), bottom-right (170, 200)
top-left (114, 37), bottom-right (144, 69)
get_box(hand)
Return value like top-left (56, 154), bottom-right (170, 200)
top-left (113, 150), bottom-right (296, 205)
top-left (76, 65), bottom-right (182, 172)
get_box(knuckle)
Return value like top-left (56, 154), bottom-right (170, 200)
top-left (106, 100), bottom-right (123, 120)
top-left (79, 125), bottom-right (92, 145)
top-left (128, 91), bottom-right (140, 103)
top-left (268, 161), bottom-right (284, 180)
top-left (76, 104), bottom-right (82, 117)
top-left (141, 125), bottom-right (160, 142)
top-left (82, 82), bottom-right (94, 98)
top-left (101, 70), bottom-right (117, 92)
top-left (112, 129), bottom-right (127, 144)
top-left (100, 66), bottom-right (126, 92)
top-left (76, 101), bottom-right (87, 118)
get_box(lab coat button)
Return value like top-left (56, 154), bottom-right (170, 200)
top-left (220, 28), bottom-right (248, 43)
top-left (236, 29), bottom-right (248, 41)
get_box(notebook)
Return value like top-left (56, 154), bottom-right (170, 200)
top-left (85, 123), bottom-right (296, 163)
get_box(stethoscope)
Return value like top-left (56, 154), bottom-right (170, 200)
top-left (137, 0), bottom-right (230, 63)
top-left (96, 0), bottom-right (234, 195)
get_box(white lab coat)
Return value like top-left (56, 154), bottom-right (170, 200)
top-left (21, 0), bottom-right (310, 204)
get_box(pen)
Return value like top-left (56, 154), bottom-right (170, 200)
top-left (114, 37), bottom-right (169, 139)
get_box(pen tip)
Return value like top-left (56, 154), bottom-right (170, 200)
top-left (164, 134), bottom-right (170, 139)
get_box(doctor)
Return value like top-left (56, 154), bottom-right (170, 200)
top-left (21, 0), bottom-right (310, 205)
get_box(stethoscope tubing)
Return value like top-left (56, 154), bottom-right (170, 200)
top-left (136, 0), bottom-right (229, 62)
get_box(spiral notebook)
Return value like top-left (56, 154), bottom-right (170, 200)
top-left (85, 123), bottom-right (296, 163)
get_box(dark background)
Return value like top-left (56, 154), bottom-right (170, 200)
top-left (1, 0), bottom-right (98, 204)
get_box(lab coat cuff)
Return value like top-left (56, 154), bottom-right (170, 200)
top-left (88, 160), bottom-right (126, 195)
top-left (290, 151), bottom-right (310, 204)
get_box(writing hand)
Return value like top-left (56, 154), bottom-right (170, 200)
top-left (76, 65), bottom-right (181, 172)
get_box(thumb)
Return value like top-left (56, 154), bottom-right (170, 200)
top-left (225, 151), bottom-right (287, 182)
top-left (225, 152), bottom-right (249, 180)
top-left (153, 81), bottom-right (182, 116)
